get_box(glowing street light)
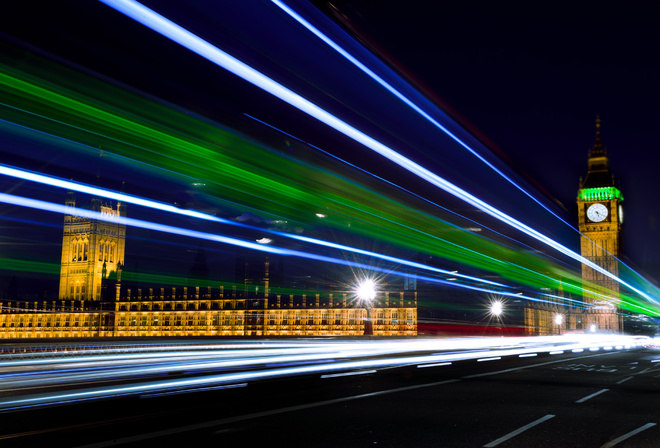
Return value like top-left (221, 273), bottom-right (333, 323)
top-left (554, 313), bottom-right (564, 335)
top-left (355, 278), bottom-right (377, 336)
top-left (356, 279), bottom-right (376, 302)
top-left (490, 301), bottom-right (504, 317)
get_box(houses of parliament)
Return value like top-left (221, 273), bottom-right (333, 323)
top-left (0, 119), bottom-right (627, 339)
top-left (0, 194), bottom-right (417, 338)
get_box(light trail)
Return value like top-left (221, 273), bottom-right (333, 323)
top-left (97, 0), bottom-right (660, 310)
top-left (0, 163), bottom-right (501, 287)
top-left (273, 2), bottom-right (653, 308)
top-left (2, 63), bottom-right (644, 311)
top-left (245, 113), bottom-right (550, 257)
top-left (1, 191), bottom-right (610, 310)
top-left (0, 335), bottom-right (644, 410)
top-left (5, 192), bottom-right (572, 305)
top-left (271, 0), bottom-right (574, 228)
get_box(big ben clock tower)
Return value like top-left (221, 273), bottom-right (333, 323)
top-left (576, 117), bottom-right (623, 332)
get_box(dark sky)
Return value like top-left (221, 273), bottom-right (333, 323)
top-left (313, 0), bottom-right (660, 276)
top-left (2, 0), bottom-right (660, 296)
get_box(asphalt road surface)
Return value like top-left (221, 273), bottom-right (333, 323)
top-left (1, 341), bottom-right (659, 447)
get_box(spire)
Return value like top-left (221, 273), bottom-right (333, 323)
top-left (589, 115), bottom-right (607, 158)
top-left (581, 115), bottom-right (614, 188)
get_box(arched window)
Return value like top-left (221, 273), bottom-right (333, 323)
top-left (83, 240), bottom-right (88, 261)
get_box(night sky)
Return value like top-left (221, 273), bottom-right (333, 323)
top-left (314, 0), bottom-right (660, 277)
top-left (2, 0), bottom-right (660, 299)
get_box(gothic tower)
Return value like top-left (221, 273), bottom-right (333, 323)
top-left (59, 193), bottom-right (127, 301)
top-left (576, 117), bottom-right (623, 332)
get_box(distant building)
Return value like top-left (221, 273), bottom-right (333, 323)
top-left (525, 117), bottom-right (623, 334)
top-left (59, 193), bottom-right (127, 301)
top-left (572, 116), bottom-right (623, 332)
top-left (0, 193), bottom-right (416, 338)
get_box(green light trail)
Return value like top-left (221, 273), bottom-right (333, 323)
top-left (0, 54), bottom-right (658, 316)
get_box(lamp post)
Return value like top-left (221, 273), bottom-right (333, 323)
top-left (356, 279), bottom-right (376, 335)
top-left (490, 301), bottom-right (503, 317)
top-left (554, 313), bottom-right (563, 335)
top-left (489, 299), bottom-right (504, 336)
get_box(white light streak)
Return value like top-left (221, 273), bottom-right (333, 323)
top-left (97, 0), bottom-right (659, 309)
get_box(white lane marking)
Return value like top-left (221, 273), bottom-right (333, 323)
top-left (616, 376), bottom-right (633, 385)
top-left (477, 357), bottom-right (501, 362)
top-left (73, 379), bottom-right (461, 447)
top-left (549, 350), bottom-right (564, 355)
top-left (321, 370), bottom-right (376, 378)
top-left (463, 352), bottom-right (611, 379)
top-left (417, 362), bottom-right (452, 368)
top-left (483, 414), bottom-right (555, 447)
top-left (601, 423), bottom-right (656, 448)
top-left (519, 353), bottom-right (537, 358)
top-left (576, 388), bottom-right (609, 403)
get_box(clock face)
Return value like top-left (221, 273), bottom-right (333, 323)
top-left (618, 204), bottom-right (624, 224)
top-left (587, 203), bottom-right (608, 222)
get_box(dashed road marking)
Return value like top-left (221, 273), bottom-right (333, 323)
top-left (601, 422), bottom-right (656, 448)
top-left (483, 414), bottom-right (555, 447)
top-left (576, 388), bottom-right (609, 403)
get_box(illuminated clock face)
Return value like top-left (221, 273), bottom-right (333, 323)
top-left (619, 204), bottom-right (624, 224)
top-left (587, 203), bottom-right (608, 222)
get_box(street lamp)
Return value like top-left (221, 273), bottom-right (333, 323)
top-left (356, 279), bottom-right (376, 302)
top-left (554, 313), bottom-right (563, 335)
top-left (490, 301), bottom-right (504, 317)
top-left (355, 279), bottom-right (376, 335)
top-left (487, 298), bottom-right (505, 336)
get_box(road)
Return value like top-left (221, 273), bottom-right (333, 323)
top-left (0, 336), bottom-right (658, 447)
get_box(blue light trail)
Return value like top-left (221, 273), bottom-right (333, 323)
top-left (98, 0), bottom-right (660, 307)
